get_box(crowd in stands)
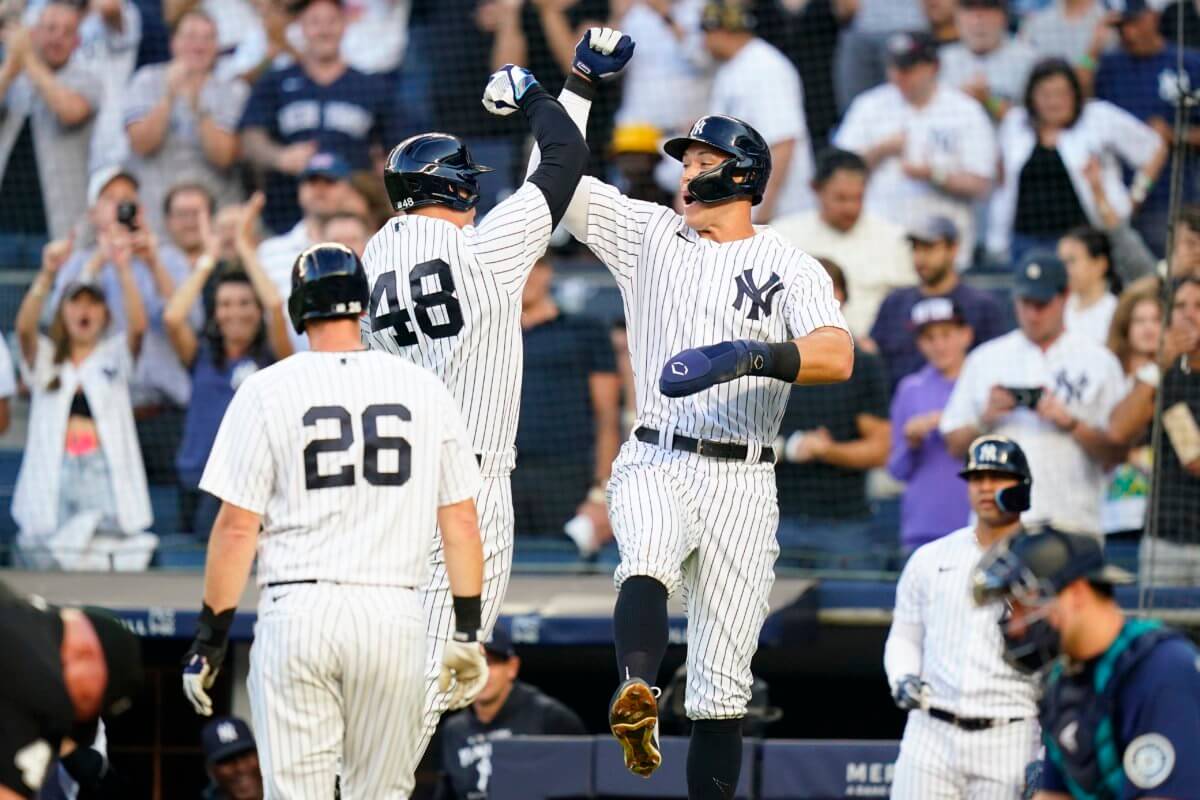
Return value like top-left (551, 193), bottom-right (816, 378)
top-left (0, 0), bottom-right (1198, 577)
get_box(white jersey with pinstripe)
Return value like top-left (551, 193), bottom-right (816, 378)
top-left (886, 527), bottom-right (1040, 799)
top-left (199, 349), bottom-right (481, 799)
top-left (358, 180), bottom-right (552, 762)
top-left (560, 174), bottom-right (848, 720)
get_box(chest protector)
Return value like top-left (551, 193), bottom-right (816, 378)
top-left (1040, 619), bottom-right (1181, 799)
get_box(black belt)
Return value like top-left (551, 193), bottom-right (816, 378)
top-left (928, 707), bottom-right (1029, 732)
top-left (265, 579), bottom-right (319, 589)
top-left (634, 426), bottom-right (775, 464)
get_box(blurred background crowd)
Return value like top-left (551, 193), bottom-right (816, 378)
top-left (0, 0), bottom-right (1196, 584)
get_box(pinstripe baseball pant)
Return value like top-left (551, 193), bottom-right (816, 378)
top-left (891, 710), bottom-right (1040, 799)
top-left (414, 472), bottom-right (514, 761)
top-left (608, 439), bottom-right (780, 720)
top-left (249, 583), bottom-right (426, 799)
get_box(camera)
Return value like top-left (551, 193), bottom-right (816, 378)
top-left (116, 200), bottom-right (139, 231)
top-left (1005, 387), bottom-right (1043, 410)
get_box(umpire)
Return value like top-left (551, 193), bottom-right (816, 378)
top-left (0, 582), bottom-right (142, 799)
top-left (973, 528), bottom-right (1200, 799)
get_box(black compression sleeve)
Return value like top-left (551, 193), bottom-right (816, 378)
top-left (519, 84), bottom-right (589, 228)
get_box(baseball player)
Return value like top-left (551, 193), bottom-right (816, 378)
top-left (886, 435), bottom-right (1041, 799)
top-left (360, 41), bottom-right (604, 759)
top-left (974, 527), bottom-right (1200, 800)
top-left (536, 38), bottom-right (854, 797)
top-left (181, 244), bottom-right (488, 799)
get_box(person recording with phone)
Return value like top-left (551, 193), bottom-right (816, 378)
top-left (940, 251), bottom-right (1128, 536)
top-left (49, 167), bottom-right (194, 485)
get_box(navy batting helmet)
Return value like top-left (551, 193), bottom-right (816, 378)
top-left (288, 243), bottom-right (369, 334)
top-left (663, 115), bottom-right (771, 205)
top-left (383, 133), bottom-right (493, 213)
top-left (959, 435), bottom-right (1032, 513)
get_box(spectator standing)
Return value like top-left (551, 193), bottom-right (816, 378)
top-left (940, 251), bottom-right (1127, 535)
top-left (1110, 276), bottom-right (1200, 585)
top-left (237, 0), bottom-right (392, 232)
top-left (1101, 283), bottom-right (1162, 539)
top-left (1059, 226), bottom-right (1120, 344)
top-left (609, 123), bottom-right (673, 206)
top-left (834, 32), bottom-right (995, 271)
top-left (123, 10), bottom-right (247, 236)
top-left (513, 258), bottom-right (620, 551)
top-left (869, 216), bottom-right (1008, 391)
top-left (887, 298), bottom-right (973, 552)
top-left (613, 0), bottom-right (710, 136)
top-left (201, 716), bottom-right (264, 800)
top-left (772, 149), bottom-right (915, 338)
top-left (938, 0), bottom-right (1037, 124)
top-left (774, 259), bottom-right (891, 568)
top-left (0, 338), bottom-right (15, 436)
top-left (700, 0), bottom-right (814, 221)
top-left (12, 233), bottom-right (153, 569)
top-left (1095, 0), bottom-right (1200, 255)
top-left (340, 0), bottom-right (413, 74)
top-left (164, 0), bottom-right (266, 82)
top-left (988, 59), bottom-right (1166, 264)
top-left (52, 167), bottom-right (193, 484)
top-left (165, 194), bottom-right (292, 537)
top-left (832, 0), bottom-right (928, 114)
top-left (162, 182), bottom-right (216, 269)
top-left (436, 625), bottom-right (586, 800)
top-left (1020, 0), bottom-right (1113, 65)
top-left (924, 0), bottom-right (959, 46)
top-left (321, 210), bottom-right (370, 257)
top-left (0, 0), bottom-right (102, 255)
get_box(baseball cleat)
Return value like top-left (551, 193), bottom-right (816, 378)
top-left (609, 677), bottom-right (661, 778)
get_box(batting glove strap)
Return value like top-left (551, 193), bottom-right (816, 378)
top-left (452, 594), bottom-right (482, 640)
top-left (195, 603), bottom-right (235, 649)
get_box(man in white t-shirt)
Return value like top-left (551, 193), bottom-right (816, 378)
top-left (702, 0), bottom-right (814, 221)
top-left (772, 148), bottom-right (914, 337)
top-left (834, 31), bottom-right (996, 270)
top-left (938, 0), bottom-right (1038, 124)
top-left (940, 251), bottom-right (1128, 535)
top-left (615, 0), bottom-right (711, 137)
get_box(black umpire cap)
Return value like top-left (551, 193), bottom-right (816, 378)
top-left (972, 527), bottom-right (1134, 608)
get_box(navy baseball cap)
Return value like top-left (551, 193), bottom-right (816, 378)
top-left (202, 717), bottom-right (257, 766)
top-left (909, 296), bottom-right (965, 332)
top-left (483, 623), bottom-right (516, 659)
top-left (300, 152), bottom-right (351, 182)
top-left (907, 216), bottom-right (959, 244)
top-left (886, 32), bottom-right (939, 69)
top-left (1112, 0), bottom-right (1152, 22)
top-left (1013, 251), bottom-right (1068, 302)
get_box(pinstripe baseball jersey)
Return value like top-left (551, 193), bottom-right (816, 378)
top-left (199, 350), bottom-right (482, 587)
top-left (888, 526), bottom-right (1038, 718)
top-left (360, 182), bottom-right (553, 457)
top-left (565, 177), bottom-right (848, 444)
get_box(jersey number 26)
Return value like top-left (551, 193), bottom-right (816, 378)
top-left (303, 404), bottom-right (411, 490)
top-left (370, 259), bottom-right (464, 347)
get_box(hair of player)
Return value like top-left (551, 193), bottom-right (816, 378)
top-left (1062, 226), bottom-right (1122, 294)
top-left (1107, 282), bottom-right (1163, 373)
top-left (163, 181), bottom-right (217, 219)
top-left (816, 256), bottom-right (848, 302)
top-left (1024, 58), bottom-right (1084, 130)
top-left (812, 148), bottom-right (868, 188)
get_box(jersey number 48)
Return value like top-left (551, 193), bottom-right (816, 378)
top-left (370, 259), bottom-right (464, 347)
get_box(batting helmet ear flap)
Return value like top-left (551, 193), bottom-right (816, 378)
top-left (996, 482), bottom-right (1031, 514)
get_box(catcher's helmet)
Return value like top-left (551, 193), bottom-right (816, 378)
top-left (959, 435), bottom-right (1032, 513)
top-left (288, 243), bottom-right (369, 334)
top-left (663, 115), bottom-right (771, 205)
top-left (972, 527), bottom-right (1134, 608)
top-left (383, 133), bottom-right (493, 213)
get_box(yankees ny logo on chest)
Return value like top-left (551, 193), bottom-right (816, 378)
top-left (732, 270), bottom-right (784, 320)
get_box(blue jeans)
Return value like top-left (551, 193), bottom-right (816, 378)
top-left (776, 515), bottom-right (892, 570)
top-left (58, 450), bottom-right (119, 530)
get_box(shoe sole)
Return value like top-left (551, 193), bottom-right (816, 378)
top-left (610, 683), bottom-right (661, 778)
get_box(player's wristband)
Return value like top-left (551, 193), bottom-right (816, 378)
top-left (564, 73), bottom-right (597, 101)
top-left (196, 603), bottom-right (235, 648)
top-left (452, 595), bottom-right (482, 642)
top-left (743, 341), bottom-right (802, 383)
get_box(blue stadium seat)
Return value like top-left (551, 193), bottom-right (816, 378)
top-left (760, 740), bottom-right (899, 799)
top-left (489, 736), bottom-right (594, 800)
top-left (592, 737), bottom-right (754, 798)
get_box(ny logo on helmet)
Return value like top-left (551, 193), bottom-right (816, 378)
top-left (978, 443), bottom-right (1004, 464)
top-left (732, 270), bottom-right (784, 321)
top-left (691, 119), bottom-right (706, 137)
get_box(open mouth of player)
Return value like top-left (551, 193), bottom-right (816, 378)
top-left (682, 192), bottom-right (696, 206)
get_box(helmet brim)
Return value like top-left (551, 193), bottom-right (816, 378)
top-left (663, 136), bottom-right (734, 163)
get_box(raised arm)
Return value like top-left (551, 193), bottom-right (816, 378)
top-left (17, 236), bottom-right (75, 366)
top-left (163, 254), bottom-right (212, 367)
top-left (235, 193), bottom-right (294, 359)
top-left (111, 236), bottom-right (147, 357)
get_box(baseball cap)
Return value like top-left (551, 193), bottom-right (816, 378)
top-left (972, 527), bottom-right (1134, 607)
top-left (909, 296), bottom-right (965, 332)
top-left (202, 717), bottom-right (257, 766)
top-left (1012, 251), bottom-right (1068, 302)
top-left (611, 123), bottom-right (664, 156)
top-left (300, 152), bottom-right (351, 183)
top-left (700, 0), bottom-right (755, 32)
top-left (80, 606), bottom-right (143, 717)
top-left (907, 216), bottom-right (959, 244)
top-left (62, 280), bottom-right (107, 303)
top-left (1112, 0), bottom-right (1151, 22)
top-left (483, 623), bottom-right (516, 659)
top-left (885, 32), bottom-right (939, 69)
top-left (87, 165), bottom-right (138, 207)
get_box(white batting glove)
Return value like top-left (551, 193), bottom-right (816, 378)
top-left (438, 640), bottom-right (489, 710)
top-left (482, 64), bottom-right (539, 116)
top-left (182, 654), bottom-right (219, 716)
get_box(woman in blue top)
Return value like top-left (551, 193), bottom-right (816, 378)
top-left (164, 193), bottom-right (293, 536)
